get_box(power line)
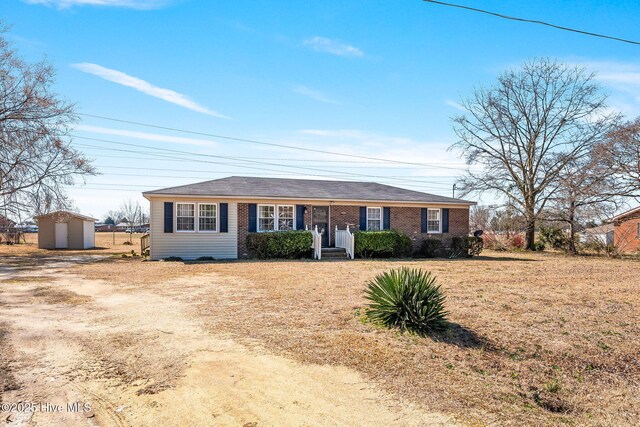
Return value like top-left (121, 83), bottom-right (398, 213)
top-left (97, 166), bottom-right (457, 183)
top-left (71, 137), bottom-right (458, 186)
top-left (77, 113), bottom-right (466, 170)
top-left (423, 0), bottom-right (640, 46)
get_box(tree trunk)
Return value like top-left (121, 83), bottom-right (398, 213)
top-left (524, 198), bottom-right (536, 251)
top-left (567, 202), bottom-right (577, 255)
top-left (525, 218), bottom-right (536, 250)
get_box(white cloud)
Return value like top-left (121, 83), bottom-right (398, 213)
top-left (75, 125), bottom-right (216, 147)
top-left (572, 60), bottom-right (640, 117)
top-left (292, 85), bottom-right (339, 104)
top-left (303, 36), bottom-right (364, 58)
top-left (23, 0), bottom-right (170, 8)
top-left (296, 129), bottom-right (470, 175)
top-left (72, 63), bottom-right (230, 119)
top-left (445, 99), bottom-right (466, 112)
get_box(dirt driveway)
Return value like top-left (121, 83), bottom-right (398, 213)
top-left (0, 255), bottom-right (455, 426)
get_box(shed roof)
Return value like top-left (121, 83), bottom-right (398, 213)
top-left (143, 176), bottom-right (475, 205)
top-left (34, 210), bottom-right (98, 222)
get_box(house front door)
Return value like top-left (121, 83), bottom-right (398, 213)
top-left (312, 206), bottom-right (330, 247)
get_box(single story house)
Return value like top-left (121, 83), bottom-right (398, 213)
top-left (35, 211), bottom-right (97, 250)
top-left (581, 224), bottom-right (614, 246)
top-left (611, 206), bottom-right (640, 252)
top-left (142, 176), bottom-right (475, 260)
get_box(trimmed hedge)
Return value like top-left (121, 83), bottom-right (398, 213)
top-left (354, 230), bottom-right (412, 258)
top-left (419, 238), bottom-right (443, 258)
top-left (246, 230), bottom-right (313, 259)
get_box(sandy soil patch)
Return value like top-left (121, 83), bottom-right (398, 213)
top-left (70, 252), bottom-right (640, 426)
top-left (0, 254), bottom-right (456, 426)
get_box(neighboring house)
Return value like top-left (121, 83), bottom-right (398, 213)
top-left (611, 206), bottom-right (640, 252)
top-left (35, 211), bottom-right (97, 250)
top-left (581, 224), bottom-right (614, 246)
top-left (142, 176), bottom-right (476, 260)
top-left (95, 223), bottom-right (116, 232)
top-left (115, 221), bottom-right (130, 232)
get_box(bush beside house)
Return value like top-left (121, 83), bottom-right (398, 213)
top-left (246, 230), bottom-right (313, 259)
top-left (353, 230), bottom-right (412, 258)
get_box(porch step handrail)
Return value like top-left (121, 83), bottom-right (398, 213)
top-left (335, 225), bottom-right (355, 259)
top-left (311, 226), bottom-right (322, 260)
top-left (140, 233), bottom-right (150, 256)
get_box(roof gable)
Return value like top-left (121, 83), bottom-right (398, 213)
top-left (612, 206), bottom-right (640, 222)
top-left (143, 176), bottom-right (475, 205)
top-left (34, 210), bottom-right (97, 222)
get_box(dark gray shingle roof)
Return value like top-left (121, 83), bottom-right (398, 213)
top-left (143, 176), bottom-right (474, 205)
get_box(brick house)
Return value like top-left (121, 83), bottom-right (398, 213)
top-left (612, 206), bottom-right (640, 252)
top-left (142, 176), bottom-right (475, 260)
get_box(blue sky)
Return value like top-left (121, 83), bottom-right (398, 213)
top-left (5, 0), bottom-right (640, 218)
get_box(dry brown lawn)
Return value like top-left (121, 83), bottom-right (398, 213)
top-left (6, 232), bottom-right (145, 257)
top-left (66, 251), bottom-right (640, 426)
top-left (1, 238), bottom-right (639, 426)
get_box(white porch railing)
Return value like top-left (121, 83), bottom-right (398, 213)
top-left (311, 225), bottom-right (322, 260)
top-left (335, 225), bottom-right (355, 259)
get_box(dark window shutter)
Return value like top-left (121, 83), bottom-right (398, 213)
top-left (248, 203), bottom-right (257, 232)
top-left (359, 206), bottom-right (367, 231)
top-left (383, 207), bottom-right (391, 230)
top-left (219, 203), bottom-right (228, 232)
top-left (442, 208), bottom-right (449, 233)
top-left (164, 202), bottom-right (173, 233)
top-left (421, 208), bottom-right (427, 233)
top-left (296, 205), bottom-right (305, 230)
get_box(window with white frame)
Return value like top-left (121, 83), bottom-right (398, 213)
top-left (199, 203), bottom-right (217, 232)
top-left (258, 205), bottom-right (276, 231)
top-left (278, 205), bottom-right (294, 231)
top-left (257, 204), bottom-right (296, 231)
top-left (176, 203), bottom-right (195, 231)
top-left (367, 207), bottom-right (382, 231)
top-left (427, 208), bottom-right (441, 233)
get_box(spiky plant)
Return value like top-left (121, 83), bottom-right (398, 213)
top-left (364, 267), bottom-right (448, 335)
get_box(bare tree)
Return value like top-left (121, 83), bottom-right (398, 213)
top-left (451, 58), bottom-right (617, 250)
top-left (120, 199), bottom-right (141, 241)
top-left (545, 148), bottom-right (624, 254)
top-left (469, 205), bottom-right (492, 232)
top-left (0, 23), bottom-right (95, 218)
top-left (601, 117), bottom-right (640, 196)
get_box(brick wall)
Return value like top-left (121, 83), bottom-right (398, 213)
top-left (329, 205), bottom-right (361, 246)
top-left (614, 215), bottom-right (640, 252)
top-left (237, 203), bottom-right (470, 257)
top-left (389, 207), bottom-right (469, 252)
top-left (330, 205), bottom-right (470, 252)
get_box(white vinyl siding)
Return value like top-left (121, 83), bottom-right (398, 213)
top-left (83, 220), bottom-right (95, 249)
top-left (149, 200), bottom-right (238, 260)
top-left (367, 207), bottom-right (382, 231)
top-left (176, 203), bottom-right (195, 232)
top-left (427, 208), bottom-right (441, 233)
top-left (257, 204), bottom-right (295, 231)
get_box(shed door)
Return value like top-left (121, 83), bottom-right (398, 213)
top-left (55, 223), bottom-right (68, 249)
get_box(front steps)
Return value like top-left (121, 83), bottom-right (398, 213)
top-left (321, 247), bottom-right (349, 260)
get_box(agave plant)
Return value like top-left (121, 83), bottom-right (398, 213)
top-left (364, 267), bottom-right (448, 335)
